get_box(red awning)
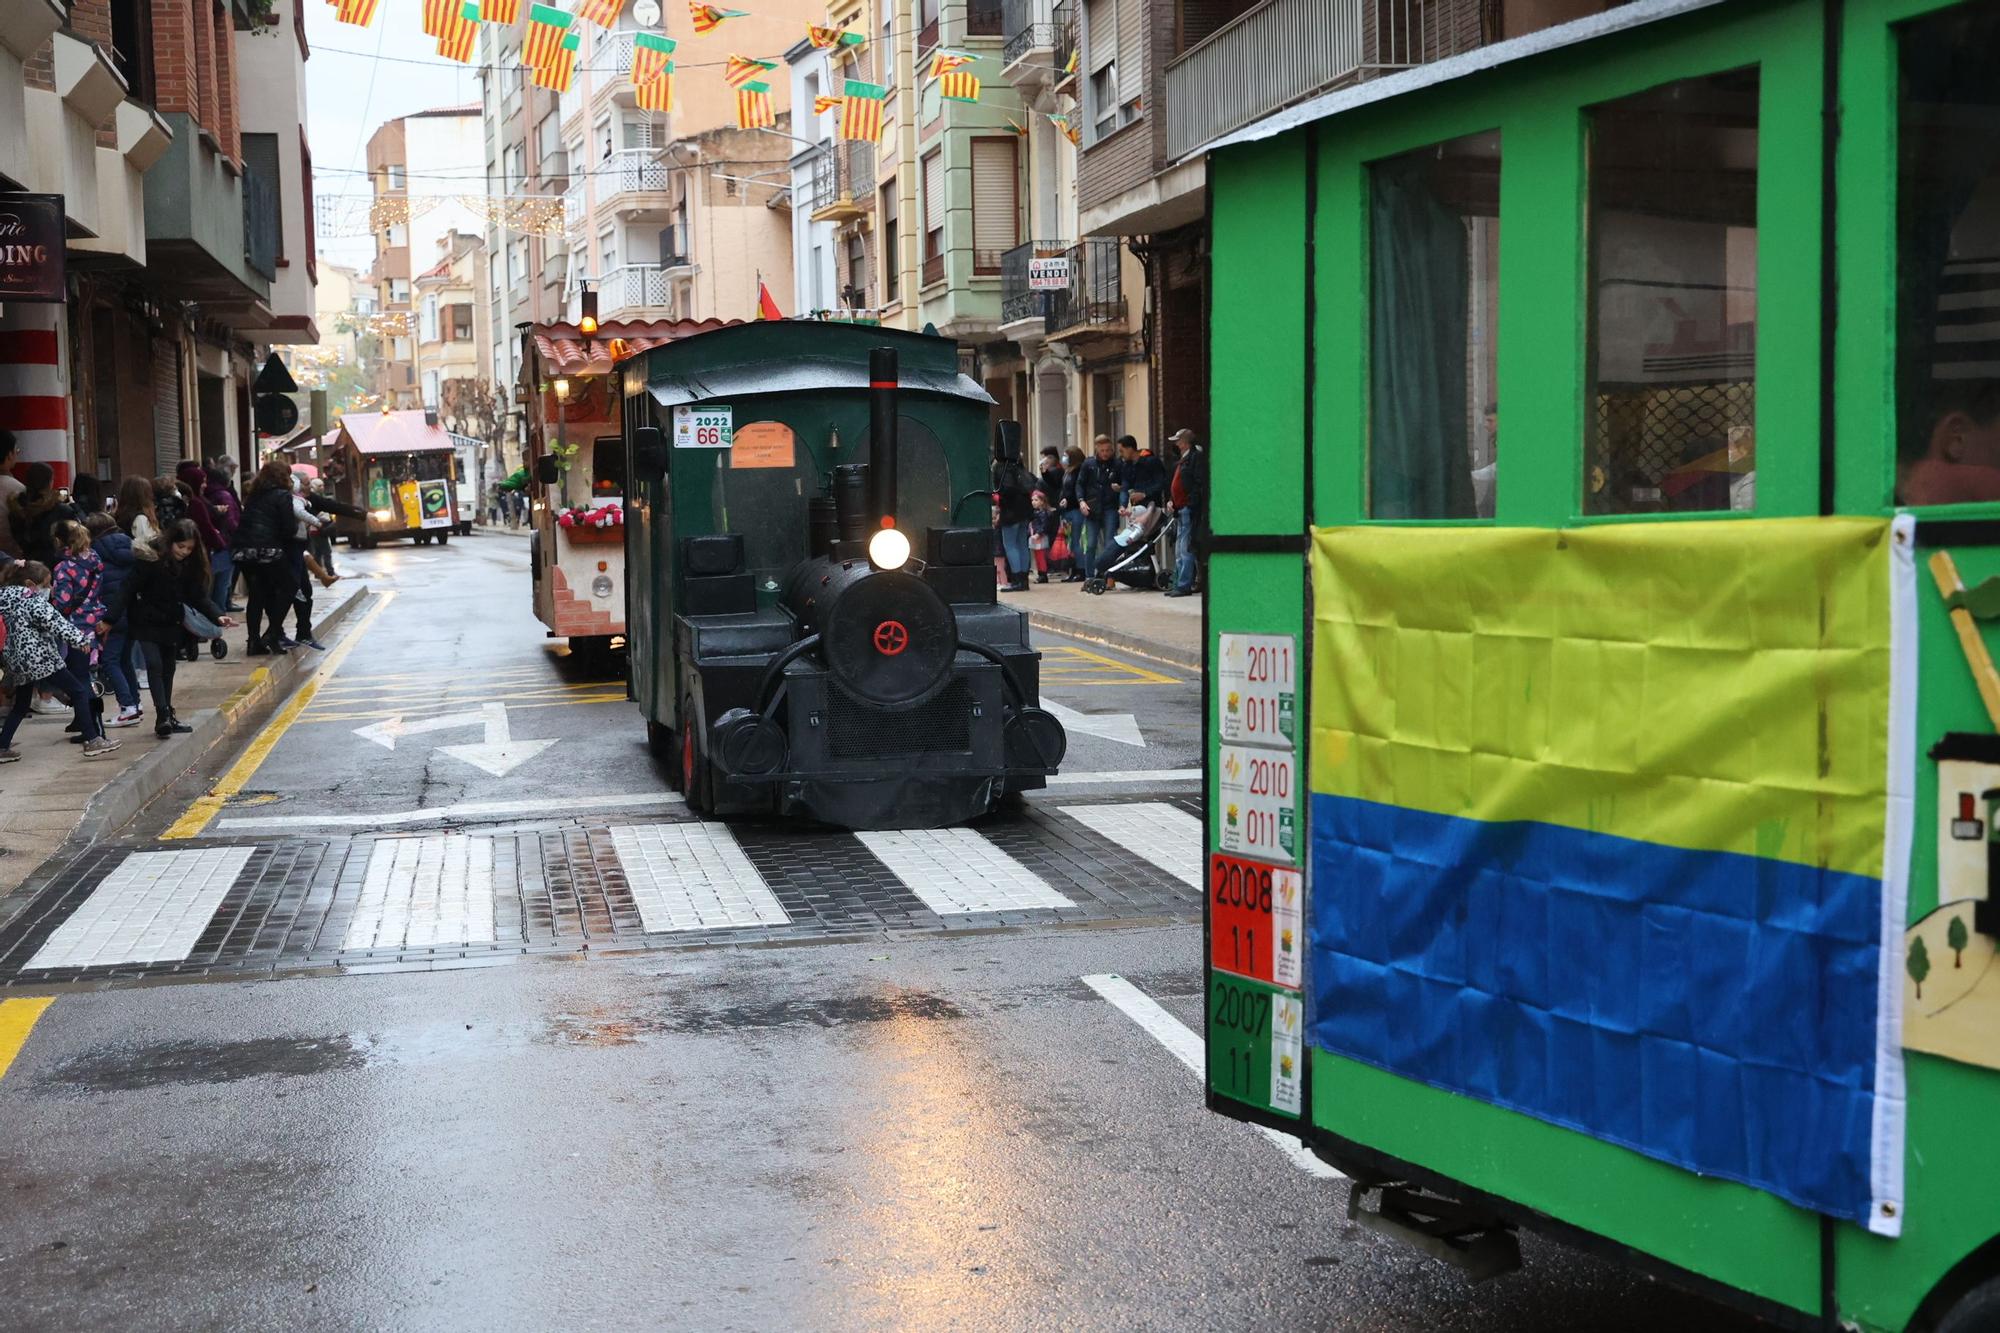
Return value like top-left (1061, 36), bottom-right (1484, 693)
top-left (333, 410), bottom-right (458, 456)
top-left (530, 318), bottom-right (738, 379)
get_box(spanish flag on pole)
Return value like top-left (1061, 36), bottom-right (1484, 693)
top-left (756, 282), bottom-right (783, 321)
top-left (840, 79), bottom-right (886, 142)
top-left (735, 80), bottom-right (775, 129)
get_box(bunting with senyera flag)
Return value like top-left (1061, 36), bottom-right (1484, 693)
top-left (631, 31), bottom-right (677, 85)
top-left (334, 0), bottom-right (381, 27)
top-left (735, 80), bottom-right (775, 129)
top-left (479, 0), bottom-right (521, 21)
top-left (573, 0), bottom-right (621, 27)
top-left (436, 0), bottom-right (481, 61)
top-left (1049, 112), bottom-right (1080, 144)
top-left (529, 29), bottom-right (581, 91)
top-left (1062, 44), bottom-right (1078, 74)
top-left (724, 54), bottom-right (778, 87)
top-left (634, 66), bottom-right (674, 111)
top-left (840, 79), bottom-right (885, 142)
top-left (812, 94), bottom-right (841, 115)
top-left (691, 2), bottom-right (747, 33)
top-left (523, 4), bottom-right (573, 70)
top-left (927, 50), bottom-right (972, 78)
top-left (808, 24), bottom-right (866, 49)
top-left (422, 0), bottom-right (454, 37)
top-left (938, 70), bottom-right (979, 102)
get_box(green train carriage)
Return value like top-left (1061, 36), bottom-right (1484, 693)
top-left (1199, 1), bottom-right (2000, 1328)
top-left (614, 320), bottom-right (1066, 829)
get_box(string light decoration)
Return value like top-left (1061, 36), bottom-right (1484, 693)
top-left (317, 193), bottom-right (571, 239)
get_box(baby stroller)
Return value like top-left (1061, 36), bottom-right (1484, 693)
top-left (1084, 507), bottom-right (1177, 594)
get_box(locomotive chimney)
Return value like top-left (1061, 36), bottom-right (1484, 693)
top-left (868, 347), bottom-right (898, 528)
top-left (864, 346), bottom-right (911, 570)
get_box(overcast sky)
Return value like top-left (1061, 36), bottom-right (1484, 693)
top-left (306, 4), bottom-right (487, 272)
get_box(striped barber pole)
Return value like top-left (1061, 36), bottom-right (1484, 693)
top-left (0, 314), bottom-right (70, 487)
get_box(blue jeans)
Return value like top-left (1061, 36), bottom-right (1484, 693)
top-left (1174, 507), bottom-right (1199, 592)
top-left (0, 659), bottom-right (98, 747)
top-left (1084, 509), bottom-right (1120, 578)
top-left (101, 621), bottom-right (139, 710)
top-left (998, 521), bottom-right (1031, 580)
top-left (209, 547), bottom-right (235, 610)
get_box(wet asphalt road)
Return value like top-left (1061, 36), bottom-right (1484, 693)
top-left (0, 533), bottom-right (1765, 1330)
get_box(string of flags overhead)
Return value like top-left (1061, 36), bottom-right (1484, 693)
top-left (328, 0), bottom-right (1086, 139)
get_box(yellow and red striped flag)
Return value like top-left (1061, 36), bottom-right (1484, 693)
top-left (812, 94), bottom-right (840, 115)
top-left (840, 78), bottom-right (885, 142)
top-left (436, 0), bottom-right (480, 60)
top-left (631, 31), bottom-right (676, 86)
top-left (523, 4), bottom-right (573, 69)
top-left (1050, 112), bottom-right (1080, 145)
top-left (690, 2), bottom-right (747, 34)
top-left (574, 0), bottom-right (621, 27)
top-left (529, 30), bottom-right (581, 90)
top-left (808, 24), bottom-right (866, 48)
top-left (334, 0), bottom-right (381, 26)
top-left (634, 69), bottom-right (674, 111)
top-left (1062, 44), bottom-right (1077, 74)
top-left (927, 50), bottom-right (971, 78)
top-left (724, 53), bottom-right (777, 87)
top-left (938, 70), bottom-right (979, 102)
top-left (735, 80), bottom-right (775, 129)
top-left (422, 0), bottom-right (453, 36)
top-left (480, 0), bottom-right (520, 19)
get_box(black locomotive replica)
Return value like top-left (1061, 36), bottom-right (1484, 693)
top-left (614, 322), bottom-right (1066, 828)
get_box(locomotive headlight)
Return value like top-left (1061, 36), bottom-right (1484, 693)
top-left (867, 524), bottom-right (911, 571)
top-left (370, 508), bottom-right (393, 522)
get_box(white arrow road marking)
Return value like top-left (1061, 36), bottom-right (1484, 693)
top-left (435, 737), bottom-right (560, 778)
top-left (351, 703), bottom-right (556, 776)
top-left (1041, 698), bottom-right (1146, 748)
top-left (1082, 974), bottom-right (1342, 1180)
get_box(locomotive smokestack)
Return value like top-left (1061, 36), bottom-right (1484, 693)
top-left (868, 347), bottom-right (898, 529)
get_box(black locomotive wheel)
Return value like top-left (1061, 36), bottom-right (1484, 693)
top-left (820, 570), bottom-right (957, 708)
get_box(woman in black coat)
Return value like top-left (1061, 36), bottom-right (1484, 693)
top-left (233, 458), bottom-right (301, 656)
top-left (110, 519), bottom-right (234, 737)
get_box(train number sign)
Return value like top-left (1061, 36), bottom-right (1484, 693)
top-left (1210, 851), bottom-right (1302, 989)
top-left (1218, 743), bottom-right (1298, 865)
top-left (1207, 972), bottom-right (1304, 1117)
top-left (1218, 633), bottom-right (1297, 748)
top-left (673, 404), bottom-right (733, 449)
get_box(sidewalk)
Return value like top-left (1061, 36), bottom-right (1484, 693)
top-left (0, 581), bottom-right (371, 914)
top-left (473, 523), bottom-right (530, 539)
top-left (1020, 578), bottom-right (1202, 670)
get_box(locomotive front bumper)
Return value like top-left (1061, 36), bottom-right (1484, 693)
top-left (706, 655), bottom-right (1064, 829)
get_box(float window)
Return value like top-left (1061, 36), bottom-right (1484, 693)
top-left (1367, 130), bottom-right (1501, 520)
top-left (1893, 0), bottom-right (2000, 508)
top-left (1584, 68), bottom-right (1759, 516)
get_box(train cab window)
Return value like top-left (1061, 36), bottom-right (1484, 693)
top-left (1368, 130), bottom-right (1501, 519)
top-left (1584, 68), bottom-right (1760, 516)
top-left (894, 417), bottom-right (955, 531)
top-left (590, 435), bottom-right (624, 498)
top-left (715, 421), bottom-right (807, 593)
top-left (1893, 0), bottom-right (2000, 508)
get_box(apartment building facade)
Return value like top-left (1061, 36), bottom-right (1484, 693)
top-left (366, 105), bottom-right (482, 410)
top-left (0, 0), bottom-right (317, 488)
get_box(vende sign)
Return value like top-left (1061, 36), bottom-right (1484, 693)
top-left (0, 194), bottom-right (65, 303)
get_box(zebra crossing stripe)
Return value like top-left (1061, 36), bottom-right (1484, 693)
top-left (610, 823), bottom-right (789, 933)
top-left (856, 828), bottom-right (1074, 914)
top-left (343, 835), bottom-right (496, 951)
top-left (24, 847), bottom-right (256, 970)
top-left (1060, 802), bottom-right (1204, 889)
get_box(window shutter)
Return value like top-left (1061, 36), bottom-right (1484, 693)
top-left (1084, 0), bottom-right (1114, 72)
top-left (151, 339), bottom-right (181, 476)
top-left (971, 138), bottom-right (1017, 257)
top-left (923, 153), bottom-right (944, 234)
top-left (1117, 0), bottom-right (1141, 102)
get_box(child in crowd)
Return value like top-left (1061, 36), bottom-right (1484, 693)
top-left (109, 519), bottom-right (234, 739)
top-left (87, 513), bottom-right (143, 727)
top-left (0, 561), bottom-right (118, 761)
top-left (49, 520), bottom-right (108, 743)
top-left (1029, 489), bottom-right (1062, 585)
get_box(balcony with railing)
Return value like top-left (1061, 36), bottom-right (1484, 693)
top-left (922, 251), bottom-right (945, 288)
top-left (807, 140), bottom-right (874, 223)
top-left (599, 148), bottom-right (673, 217)
top-left (1053, 1), bottom-right (1076, 86)
top-left (562, 178), bottom-right (587, 240)
top-left (1002, 0), bottom-right (1057, 80)
top-left (596, 263), bottom-right (677, 316)
top-left (1163, 0), bottom-right (1483, 162)
top-left (1044, 237), bottom-right (1123, 337)
top-left (999, 238), bottom-right (1069, 332)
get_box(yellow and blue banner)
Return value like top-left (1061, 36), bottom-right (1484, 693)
top-left (1307, 516), bottom-right (1914, 1234)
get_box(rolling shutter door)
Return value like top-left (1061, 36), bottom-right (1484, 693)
top-left (1116, 0), bottom-right (1141, 103)
top-left (1084, 0), bottom-right (1114, 73)
top-left (922, 151), bottom-right (944, 239)
top-left (151, 339), bottom-right (182, 475)
top-left (971, 138), bottom-right (1017, 260)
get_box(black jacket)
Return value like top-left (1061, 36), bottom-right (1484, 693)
top-left (111, 551), bottom-right (224, 646)
top-left (993, 459), bottom-right (1036, 526)
top-left (1075, 455), bottom-right (1123, 515)
top-left (1038, 464), bottom-right (1064, 502)
top-left (1124, 451), bottom-right (1169, 506)
top-left (235, 485), bottom-right (297, 550)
